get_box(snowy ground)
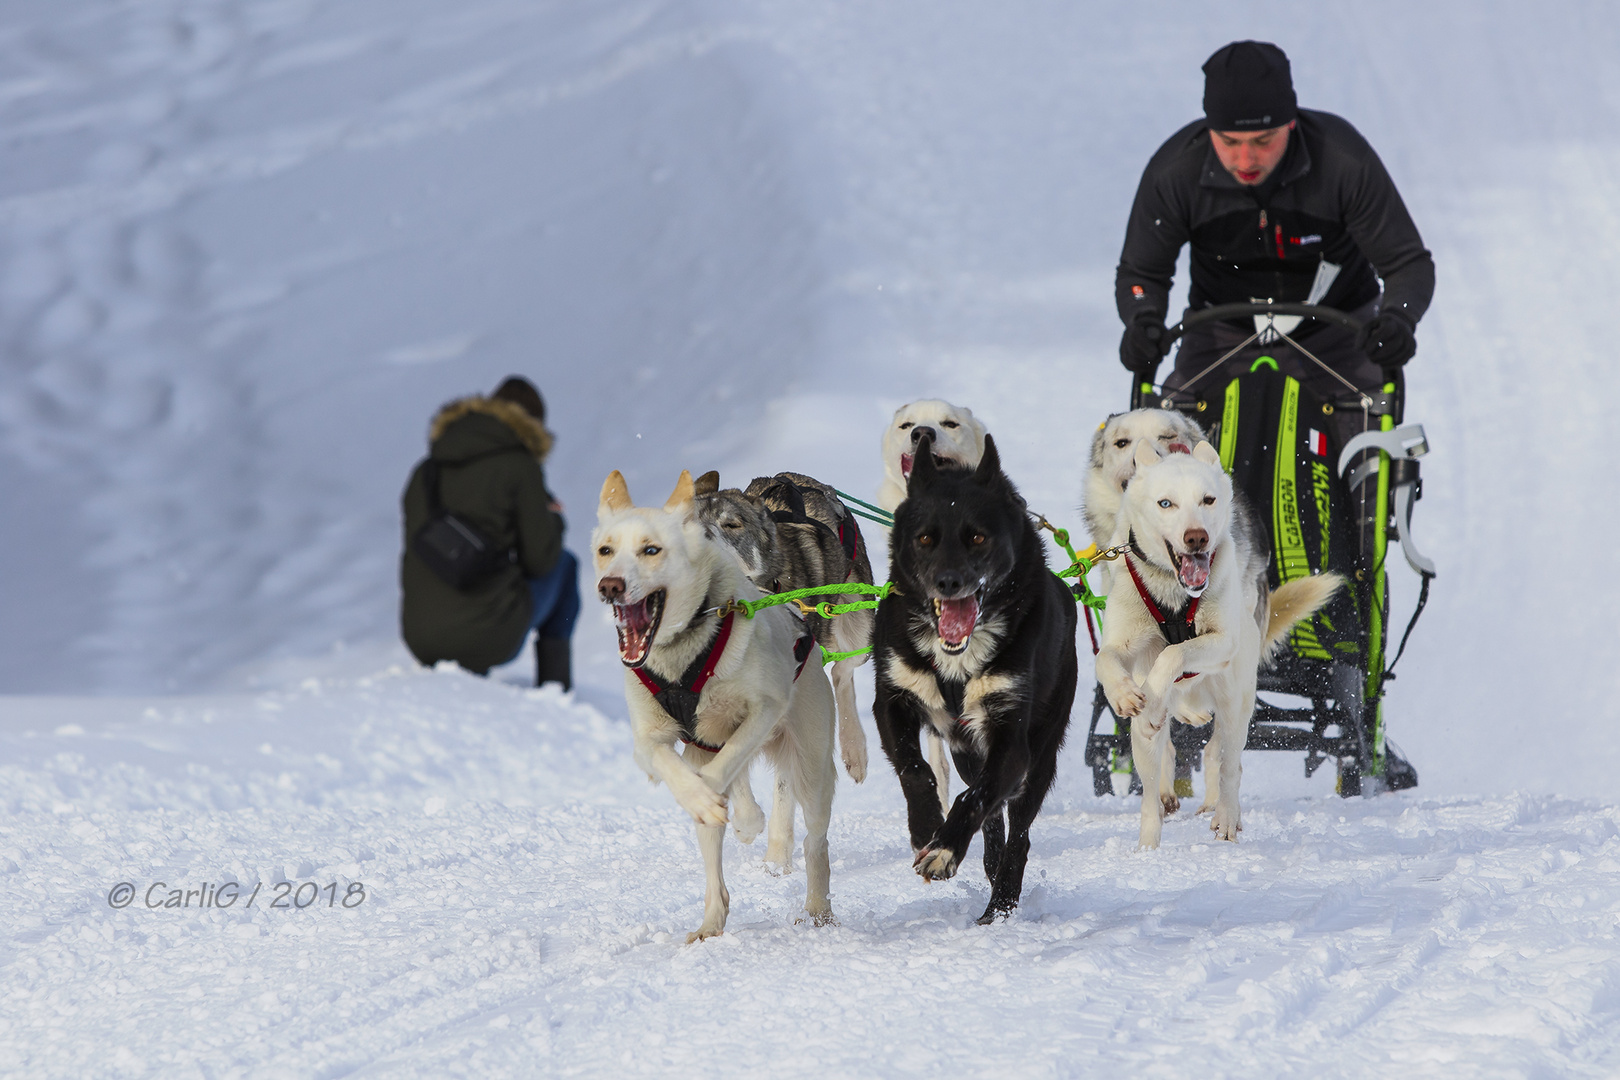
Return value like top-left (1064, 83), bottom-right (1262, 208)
top-left (4, 0), bottom-right (1620, 1074)
top-left (6, 660), bottom-right (1620, 1077)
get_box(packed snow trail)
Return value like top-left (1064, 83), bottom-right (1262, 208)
top-left (3, 666), bottom-right (1620, 1077)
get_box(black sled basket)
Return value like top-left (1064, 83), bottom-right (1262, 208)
top-left (1083, 302), bottom-right (1432, 798)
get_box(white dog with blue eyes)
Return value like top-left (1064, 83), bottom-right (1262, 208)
top-left (1097, 439), bottom-right (1341, 850)
top-left (877, 399), bottom-right (988, 513)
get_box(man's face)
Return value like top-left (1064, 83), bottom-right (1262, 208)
top-left (1210, 121), bottom-right (1295, 186)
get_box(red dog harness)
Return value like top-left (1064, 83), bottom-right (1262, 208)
top-left (632, 612), bottom-right (816, 751)
top-left (1123, 555), bottom-right (1201, 683)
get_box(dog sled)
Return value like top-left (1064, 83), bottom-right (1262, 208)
top-left (1082, 301), bottom-right (1435, 798)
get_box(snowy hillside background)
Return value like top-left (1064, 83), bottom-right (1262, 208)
top-left (3, 1), bottom-right (1620, 1076)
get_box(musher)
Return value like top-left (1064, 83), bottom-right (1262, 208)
top-left (1115, 40), bottom-right (1434, 418)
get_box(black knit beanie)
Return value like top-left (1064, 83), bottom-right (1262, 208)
top-left (1203, 41), bottom-right (1297, 131)
top-left (492, 376), bottom-right (546, 423)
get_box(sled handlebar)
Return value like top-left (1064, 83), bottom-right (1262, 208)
top-left (1130, 303), bottom-right (1372, 411)
top-left (1161, 301), bottom-right (1365, 348)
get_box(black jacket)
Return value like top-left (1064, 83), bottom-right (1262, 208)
top-left (400, 397), bottom-right (563, 673)
top-left (1116, 109), bottom-right (1433, 332)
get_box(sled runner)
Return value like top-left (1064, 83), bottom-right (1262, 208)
top-left (1083, 302), bottom-right (1435, 798)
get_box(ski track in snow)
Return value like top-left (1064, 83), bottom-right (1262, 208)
top-left (3, 666), bottom-right (1620, 1076)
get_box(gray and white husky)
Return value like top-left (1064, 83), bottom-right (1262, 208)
top-left (1096, 440), bottom-right (1341, 849)
top-left (693, 470), bottom-right (873, 786)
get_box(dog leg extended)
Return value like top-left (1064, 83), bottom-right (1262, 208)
top-left (694, 689), bottom-right (793, 801)
top-left (873, 691), bottom-right (946, 852)
top-left (1096, 640), bottom-right (1149, 720)
top-left (918, 729), bottom-right (1032, 884)
top-left (926, 731), bottom-right (952, 815)
top-left (1157, 732), bottom-right (1180, 816)
top-left (794, 747), bottom-right (837, 926)
top-left (730, 770), bottom-right (765, 845)
top-left (1132, 701), bottom-right (1172, 849)
top-left (952, 748), bottom-right (1004, 884)
top-left (636, 740), bottom-right (729, 827)
top-left (982, 725), bottom-right (1064, 923)
top-left (1197, 738), bottom-right (1223, 815)
top-left (1208, 680), bottom-right (1251, 842)
top-left (830, 658), bottom-right (869, 783)
top-left (765, 772), bottom-right (796, 874)
top-left (688, 822), bottom-right (730, 943)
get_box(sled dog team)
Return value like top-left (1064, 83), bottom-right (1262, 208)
top-left (590, 400), bottom-right (1341, 941)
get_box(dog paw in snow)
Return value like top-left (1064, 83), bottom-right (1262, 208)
top-left (913, 844), bottom-right (959, 881)
top-left (1210, 804), bottom-right (1242, 841)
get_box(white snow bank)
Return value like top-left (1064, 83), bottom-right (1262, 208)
top-left (3, 668), bottom-right (1619, 1076)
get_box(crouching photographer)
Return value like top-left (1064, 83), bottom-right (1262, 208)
top-left (400, 376), bottom-right (578, 689)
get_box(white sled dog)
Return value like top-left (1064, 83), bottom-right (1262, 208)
top-left (592, 469), bottom-right (838, 940)
top-left (877, 398), bottom-right (989, 813)
top-left (877, 399), bottom-right (988, 514)
top-left (1096, 440), bottom-right (1342, 849)
top-left (1082, 407), bottom-right (1208, 546)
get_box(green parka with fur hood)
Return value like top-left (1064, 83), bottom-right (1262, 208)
top-left (400, 396), bottom-right (563, 673)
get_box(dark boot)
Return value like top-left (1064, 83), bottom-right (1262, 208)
top-left (536, 637), bottom-right (571, 691)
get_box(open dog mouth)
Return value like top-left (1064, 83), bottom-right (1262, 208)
top-left (932, 592), bottom-right (982, 654)
top-left (613, 590), bottom-right (666, 667)
top-left (1168, 543), bottom-right (1212, 596)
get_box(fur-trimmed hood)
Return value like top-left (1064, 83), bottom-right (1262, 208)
top-left (428, 396), bottom-right (553, 460)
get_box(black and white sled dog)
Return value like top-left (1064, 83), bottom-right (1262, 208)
top-left (1096, 440), bottom-right (1341, 849)
top-left (878, 399), bottom-right (991, 813)
top-left (592, 469), bottom-right (838, 940)
top-left (872, 433), bottom-right (1078, 923)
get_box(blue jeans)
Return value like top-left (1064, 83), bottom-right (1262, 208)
top-left (527, 549), bottom-right (580, 640)
top-left (502, 549), bottom-right (581, 665)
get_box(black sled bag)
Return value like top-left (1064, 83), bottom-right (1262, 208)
top-left (1209, 369), bottom-right (1367, 675)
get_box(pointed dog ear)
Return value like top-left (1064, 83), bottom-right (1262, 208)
top-left (664, 470), bottom-right (696, 511)
top-left (600, 470), bottom-right (633, 518)
top-left (908, 431), bottom-right (939, 493)
top-left (972, 433), bottom-right (1001, 485)
top-left (1133, 438), bottom-right (1160, 470)
top-left (1192, 440), bottom-right (1221, 467)
top-left (693, 470), bottom-right (720, 496)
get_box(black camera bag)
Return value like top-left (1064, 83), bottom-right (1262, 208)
top-left (411, 449), bottom-right (525, 590)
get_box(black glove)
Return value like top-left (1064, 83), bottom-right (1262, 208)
top-left (1119, 311), bottom-right (1169, 376)
top-left (1356, 311), bottom-right (1416, 373)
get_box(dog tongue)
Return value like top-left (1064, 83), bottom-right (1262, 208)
top-left (1176, 553), bottom-right (1211, 593)
top-left (616, 601), bottom-right (653, 661)
top-left (901, 452), bottom-right (914, 478)
top-left (938, 595), bottom-right (979, 645)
